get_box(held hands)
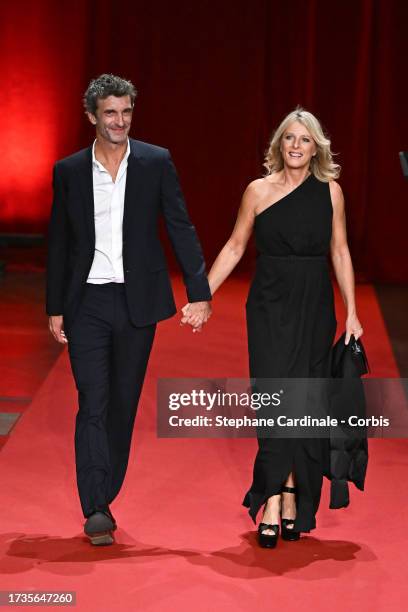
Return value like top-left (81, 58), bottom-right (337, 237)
top-left (48, 315), bottom-right (68, 344)
top-left (345, 313), bottom-right (363, 345)
top-left (180, 301), bottom-right (212, 333)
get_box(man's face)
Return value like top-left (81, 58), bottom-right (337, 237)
top-left (87, 95), bottom-right (133, 145)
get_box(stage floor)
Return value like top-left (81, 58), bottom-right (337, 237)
top-left (0, 270), bottom-right (407, 611)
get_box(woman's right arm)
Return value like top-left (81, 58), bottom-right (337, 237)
top-left (207, 180), bottom-right (261, 295)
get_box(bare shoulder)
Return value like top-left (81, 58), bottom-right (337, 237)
top-left (239, 178), bottom-right (269, 213)
top-left (329, 180), bottom-right (344, 200)
top-left (329, 180), bottom-right (345, 212)
top-left (243, 177), bottom-right (277, 207)
top-left (244, 178), bottom-right (271, 197)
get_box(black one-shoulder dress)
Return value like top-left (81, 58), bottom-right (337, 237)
top-left (242, 173), bottom-right (337, 532)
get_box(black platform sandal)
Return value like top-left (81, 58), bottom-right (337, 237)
top-left (258, 522), bottom-right (279, 548)
top-left (281, 486), bottom-right (300, 541)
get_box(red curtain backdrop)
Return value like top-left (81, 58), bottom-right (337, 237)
top-left (0, 0), bottom-right (407, 282)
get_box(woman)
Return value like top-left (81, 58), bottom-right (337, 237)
top-left (182, 107), bottom-right (363, 547)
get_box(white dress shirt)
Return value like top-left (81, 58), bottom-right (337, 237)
top-left (87, 139), bottom-right (131, 284)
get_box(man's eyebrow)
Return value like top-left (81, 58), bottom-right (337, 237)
top-left (103, 108), bottom-right (133, 113)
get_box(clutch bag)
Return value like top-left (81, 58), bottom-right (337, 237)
top-left (331, 332), bottom-right (370, 378)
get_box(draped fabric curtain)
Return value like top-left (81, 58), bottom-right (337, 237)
top-left (1, 0), bottom-right (407, 282)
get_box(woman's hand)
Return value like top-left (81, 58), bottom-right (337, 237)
top-left (180, 302), bottom-right (212, 333)
top-left (345, 313), bottom-right (363, 344)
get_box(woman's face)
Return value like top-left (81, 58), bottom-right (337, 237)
top-left (280, 121), bottom-right (317, 170)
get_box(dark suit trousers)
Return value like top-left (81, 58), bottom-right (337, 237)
top-left (66, 282), bottom-right (156, 518)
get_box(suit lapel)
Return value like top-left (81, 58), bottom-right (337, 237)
top-left (77, 146), bottom-right (95, 244)
top-left (123, 142), bottom-right (145, 240)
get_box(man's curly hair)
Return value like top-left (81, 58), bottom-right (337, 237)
top-left (83, 73), bottom-right (137, 114)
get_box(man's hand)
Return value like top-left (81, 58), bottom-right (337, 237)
top-left (48, 315), bottom-right (68, 344)
top-left (180, 301), bottom-right (212, 333)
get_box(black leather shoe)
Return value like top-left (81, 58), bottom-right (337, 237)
top-left (105, 507), bottom-right (117, 530)
top-left (84, 510), bottom-right (116, 546)
top-left (281, 486), bottom-right (300, 541)
top-left (258, 522), bottom-right (279, 548)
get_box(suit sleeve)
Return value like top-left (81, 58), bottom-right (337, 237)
top-left (160, 150), bottom-right (212, 302)
top-left (46, 162), bottom-right (69, 316)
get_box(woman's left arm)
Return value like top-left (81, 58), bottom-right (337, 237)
top-left (329, 181), bottom-right (364, 344)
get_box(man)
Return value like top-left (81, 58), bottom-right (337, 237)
top-left (46, 74), bottom-right (212, 545)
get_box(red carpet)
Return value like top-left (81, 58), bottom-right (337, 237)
top-left (0, 276), bottom-right (406, 611)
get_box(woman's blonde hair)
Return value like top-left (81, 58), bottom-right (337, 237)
top-left (263, 106), bottom-right (340, 182)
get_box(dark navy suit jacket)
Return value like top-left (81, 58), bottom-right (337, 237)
top-left (46, 138), bottom-right (211, 328)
